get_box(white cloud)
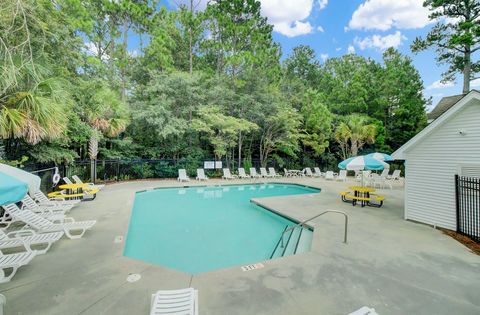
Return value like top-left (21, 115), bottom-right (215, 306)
top-left (320, 53), bottom-right (329, 62)
top-left (274, 21), bottom-right (313, 37)
top-left (260, 0), bottom-right (315, 37)
top-left (354, 31), bottom-right (407, 51)
top-left (471, 78), bottom-right (480, 88)
top-left (335, 47), bottom-right (342, 51)
top-left (317, 25), bottom-right (324, 32)
top-left (347, 45), bottom-right (355, 54)
top-left (348, 0), bottom-right (431, 31)
top-left (426, 79), bottom-right (455, 90)
top-left (83, 42), bottom-right (109, 61)
top-left (318, 0), bottom-right (328, 10)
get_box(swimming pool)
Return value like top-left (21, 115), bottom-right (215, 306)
top-left (124, 183), bottom-right (319, 273)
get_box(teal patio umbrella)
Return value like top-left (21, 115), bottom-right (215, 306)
top-left (338, 155), bottom-right (389, 186)
top-left (338, 155), bottom-right (389, 171)
top-left (365, 152), bottom-right (393, 162)
top-left (0, 172), bottom-right (28, 206)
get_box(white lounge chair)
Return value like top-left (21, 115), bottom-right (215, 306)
top-left (177, 169), bottom-right (190, 182)
top-left (22, 195), bottom-right (72, 214)
top-left (304, 168), bottom-right (315, 177)
top-left (260, 167), bottom-right (273, 178)
top-left (336, 170), bottom-right (347, 182)
top-left (33, 191), bottom-right (80, 208)
top-left (0, 229), bottom-right (63, 255)
top-left (4, 204), bottom-right (96, 240)
top-left (379, 169), bottom-right (389, 178)
top-left (325, 171), bottom-right (335, 180)
top-left (195, 169), bottom-right (208, 181)
top-left (238, 168), bottom-right (250, 179)
top-left (387, 169), bottom-right (402, 181)
top-left (72, 175), bottom-right (105, 190)
top-left (222, 168), bottom-right (238, 180)
top-left (249, 168), bottom-right (261, 178)
top-left (0, 250), bottom-right (37, 283)
top-left (268, 167), bottom-right (282, 178)
top-left (62, 177), bottom-right (97, 199)
top-left (150, 288), bottom-right (198, 315)
top-left (313, 167), bottom-right (323, 177)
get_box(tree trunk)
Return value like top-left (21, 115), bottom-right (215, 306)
top-left (121, 20), bottom-right (129, 101)
top-left (88, 135), bottom-right (98, 183)
top-left (463, 49), bottom-right (471, 94)
top-left (238, 131), bottom-right (242, 168)
top-left (189, 0), bottom-right (193, 75)
top-left (351, 140), bottom-right (358, 157)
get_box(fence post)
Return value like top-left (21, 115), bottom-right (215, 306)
top-left (455, 174), bottom-right (460, 233)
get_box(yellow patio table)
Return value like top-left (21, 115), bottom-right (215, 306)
top-left (348, 186), bottom-right (376, 206)
top-left (58, 183), bottom-right (90, 200)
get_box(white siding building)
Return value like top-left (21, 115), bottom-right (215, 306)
top-left (392, 90), bottom-right (480, 230)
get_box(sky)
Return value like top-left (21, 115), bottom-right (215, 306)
top-left (159, 0), bottom-right (480, 111)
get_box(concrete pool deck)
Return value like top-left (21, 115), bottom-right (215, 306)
top-left (1, 177), bottom-right (479, 314)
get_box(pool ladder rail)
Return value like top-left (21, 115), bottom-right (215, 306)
top-left (270, 210), bottom-right (349, 259)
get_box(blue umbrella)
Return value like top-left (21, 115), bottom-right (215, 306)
top-left (365, 152), bottom-right (393, 162)
top-left (0, 172), bottom-right (28, 206)
top-left (338, 155), bottom-right (389, 171)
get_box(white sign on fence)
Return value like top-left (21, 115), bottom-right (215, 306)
top-left (204, 161), bottom-right (215, 169)
top-left (215, 161), bottom-right (222, 169)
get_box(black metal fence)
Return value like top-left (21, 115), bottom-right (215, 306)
top-left (455, 175), bottom-right (480, 242)
top-left (63, 158), bottom-right (269, 184)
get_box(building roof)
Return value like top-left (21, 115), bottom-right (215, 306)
top-left (427, 94), bottom-right (465, 121)
top-left (393, 90), bottom-right (480, 160)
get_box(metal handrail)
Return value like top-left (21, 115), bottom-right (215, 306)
top-left (280, 210), bottom-right (348, 248)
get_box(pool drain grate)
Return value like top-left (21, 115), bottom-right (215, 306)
top-left (126, 273), bottom-right (141, 283)
top-left (241, 263), bottom-right (264, 272)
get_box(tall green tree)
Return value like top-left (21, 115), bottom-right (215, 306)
top-left (334, 115), bottom-right (376, 159)
top-left (380, 48), bottom-right (427, 150)
top-left (412, 0), bottom-right (480, 93)
top-left (300, 89), bottom-right (332, 156)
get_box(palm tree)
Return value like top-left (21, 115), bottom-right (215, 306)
top-left (335, 114), bottom-right (376, 159)
top-left (0, 68), bottom-right (68, 145)
top-left (77, 80), bottom-right (129, 182)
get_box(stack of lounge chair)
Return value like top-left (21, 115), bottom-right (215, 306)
top-left (0, 176), bottom-right (98, 283)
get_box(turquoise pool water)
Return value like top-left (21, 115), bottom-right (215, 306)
top-left (124, 183), bottom-right (319, 273)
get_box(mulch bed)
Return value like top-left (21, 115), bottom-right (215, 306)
top-left (440, 229), bottom-right (480, 255)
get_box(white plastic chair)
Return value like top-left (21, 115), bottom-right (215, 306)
top-left (260, 167), bottom-right (273, 177)
top-left (313, 167), bottom-right (323, 177)
top-left (22, 195), bottom-right (72, 214)
top-left (222, 168), bottom-right (238, 180)
top-left (33, 191), bottom-right (80, 208)
top-left (388, 170), bottom-right (401, 181)
top-left (178, 169), bottom-right (190, 182)
top-left (150, 288), bottom-right (198, 315)
top-left (304, 168), bottom-right (314, 177)
top-left (380, 169), bottom-right (389, 178)
top-left (195, 169), bottom-right (208, 181)
top-left (324, 171), bottom-right (335, 180)
top-left (0, 229), bottom-right (63, 255)
top-left (238, 168), bottom-right (250, 179)
top-left (249, 168), bottom-right (261, 178)
top-left (0, 250), bottom-right (37, 283)
top-left (4, 204), bottom-right (96, 240)
top-left (336, 170), bottom-right (347, 182)
top-left (268, 167), bottom-right (282, 178)
top-left (72, 175), bottom-right (105, 190)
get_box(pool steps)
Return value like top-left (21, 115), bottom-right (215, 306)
top-left (270, 226), bottom-right (312, 259)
